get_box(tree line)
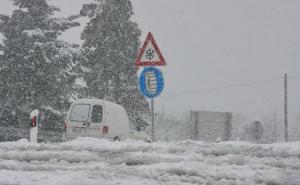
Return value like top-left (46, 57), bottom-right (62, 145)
top-left (0, 0), bottom-right (149, 130)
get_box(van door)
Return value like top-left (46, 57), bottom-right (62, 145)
top-left (86, 104), bottom-right (104, 137)
top-left (68, 104), bottom-right (91, 138)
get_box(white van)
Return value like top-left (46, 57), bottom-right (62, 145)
top-left (64, 99), bottom-right (151, 142)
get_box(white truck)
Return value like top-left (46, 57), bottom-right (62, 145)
top-left (64, 99), bottom-right (151, 142)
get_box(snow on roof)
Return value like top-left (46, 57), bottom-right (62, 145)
top-left (42, 106), bottom-right (62, 115)
top-left (74, 98), bottom-right (124, 110)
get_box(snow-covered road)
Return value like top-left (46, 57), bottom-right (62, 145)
top-left (0, 138), bottom-right (299, 185)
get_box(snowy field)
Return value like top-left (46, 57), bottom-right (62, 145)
top-left (0, 138), bottom-right (299, 185)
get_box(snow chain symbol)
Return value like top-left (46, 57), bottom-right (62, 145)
top-left (139, 67), bottom-right (164, 98)
top-left (145, 71), bottom-right (158, 95)
top-left (145, 48), bottom-right (155, 60)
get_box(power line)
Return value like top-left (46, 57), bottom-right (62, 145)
top-left (161, 76), bottom-right (282, 98)
top-left (289, 76), bottom-right (300, 80)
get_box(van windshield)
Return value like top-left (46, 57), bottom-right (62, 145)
top-left (70, 104), bottom-right (91, 122)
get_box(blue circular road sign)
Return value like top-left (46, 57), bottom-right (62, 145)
top-left (139, 67), bottom-right (164, 98)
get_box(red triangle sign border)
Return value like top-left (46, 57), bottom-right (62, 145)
top-left (135, 32), bottom-right (167, 67)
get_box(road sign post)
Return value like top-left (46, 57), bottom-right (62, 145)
top-left (135, 32), bottom-right (166, 141)
top-left (151, 98), bottom-right (154, 141)
top-left (139, 67), bottom-right (164, 141)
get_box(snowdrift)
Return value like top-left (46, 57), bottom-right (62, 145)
top-left (0, 138), bottom-right (299, 185)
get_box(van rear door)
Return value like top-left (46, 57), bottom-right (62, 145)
top-left (68, 104), bottom-right (91, 137)
top-left (86, 104), bottom-right (104, 137)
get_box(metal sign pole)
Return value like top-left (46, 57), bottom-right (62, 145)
top-left (284, 73), bottom-right (288, 142)
top-left (138, 67), bottom-right (164, 142)
top-left (135, 33), bottom-right (166, 142)
top-left (151, 98), bottom-right (155, 141)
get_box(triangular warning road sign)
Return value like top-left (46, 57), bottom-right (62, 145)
top-left (135, 32), bottom-right (167, 67)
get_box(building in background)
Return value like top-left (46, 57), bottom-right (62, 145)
top-left (190, 111), bottom-right (232, 142)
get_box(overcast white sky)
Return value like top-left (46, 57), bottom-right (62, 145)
top-left (0, 0), bottom-right (300, 137)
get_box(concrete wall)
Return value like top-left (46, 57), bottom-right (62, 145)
top-left (190, 111), bottom-right (232, 142)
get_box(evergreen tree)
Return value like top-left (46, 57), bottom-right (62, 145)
top-left (0, 0), bottom-right (80, 127)
top-left (80, 0), bottom-right (149, 129)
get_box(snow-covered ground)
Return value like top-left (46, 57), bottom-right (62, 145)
top-left (0, 138), bottom-right (299, 185)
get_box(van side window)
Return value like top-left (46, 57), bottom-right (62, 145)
top-left (91, 105), bottom-right (103, 123)
top-left (70, 104), bottom-right (90, 122)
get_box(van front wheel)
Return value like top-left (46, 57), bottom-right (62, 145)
top-left (113, 136), bottom-right (120, 141)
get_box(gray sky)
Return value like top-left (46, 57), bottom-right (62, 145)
top-left (0, 0), bottom-right (300, 137)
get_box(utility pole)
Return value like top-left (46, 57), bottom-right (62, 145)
top-left (284, 73), bottom-right (288, 142)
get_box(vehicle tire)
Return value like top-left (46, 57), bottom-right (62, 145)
top-left (113, 136), bottom-right (120, 141)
